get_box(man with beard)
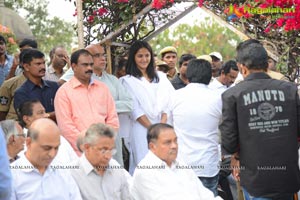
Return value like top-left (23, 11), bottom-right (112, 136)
top-left (44, 46), bottom-right (69, 81)
top-left (54, 49), bottom-right (118, 155)
top-left (13, 49), bottom-right (59, 120)
top-left (131, 123), bottom-right (222, 200)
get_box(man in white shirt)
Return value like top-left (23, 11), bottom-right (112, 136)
top-left (209, 60), bottom-right (239, 93)
top-left (131, 123), bottom-right (222, 200)
top-left (10, 118), bottom-right (82, 200)
top-left (69, 123), bottom-right (132, 200)
top-left (169, 59), bottom-right (222, 196)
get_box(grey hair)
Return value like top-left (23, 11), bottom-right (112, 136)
top-left (0, 120), bottom-right (19, 142)
top-left (84, 123), bottom-right (115, 145)
top-left (27, 128), bottom-right (39, 141)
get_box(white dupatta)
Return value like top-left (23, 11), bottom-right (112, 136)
top-left (120, 71), bottom-right (174, 121)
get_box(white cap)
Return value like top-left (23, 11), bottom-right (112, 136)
top-left (209, 52), bottom-right (223, 61)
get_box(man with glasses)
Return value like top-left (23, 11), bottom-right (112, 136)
top-left (54, 49), bottom-right (119, 155)
top-left (44, 46), bottom-right (69, 82)
top-left (85, 44), bottom-right (133, 166)
top-left (0, 119), bottom-right (25, 163)
top-left (69, 123), bottom-right (131, 200)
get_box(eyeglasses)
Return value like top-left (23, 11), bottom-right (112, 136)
top-left (16, 133), bottom-right (26, 138)
top-left (95, 147), bottom-right (117, 155)
top-left (92, 53), bottom-right (107, 58)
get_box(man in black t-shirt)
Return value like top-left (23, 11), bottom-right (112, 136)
top-left (220, 39), bottom-right (300, 199)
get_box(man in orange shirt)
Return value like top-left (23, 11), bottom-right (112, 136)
top-left (54, 49), bottom-right (119, 155)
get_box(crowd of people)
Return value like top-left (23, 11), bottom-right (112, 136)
top-left (0, 33), bottom-right (299, 200)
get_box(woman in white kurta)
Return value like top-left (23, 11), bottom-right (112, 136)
top-left (120, 41), bottom-right (174, 174)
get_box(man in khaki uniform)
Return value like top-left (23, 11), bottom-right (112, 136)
top-left (159, 46), bottom-right (178, 80)
top-left (0, 50), bottom-right (29, 120)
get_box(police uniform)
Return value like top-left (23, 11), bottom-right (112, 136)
top-left (0, 74), bottom-right (26, 120)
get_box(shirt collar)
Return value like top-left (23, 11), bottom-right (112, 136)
top-left (186, 82), bottom-right (208, 89)
top-left (26, 79), bottom-right (50, 91)
top-left (211, 78), bottom-right (227, 88)
top-left (70, 76), bottom-right (98, 89)
top-left (80, 154), bottom-right (95, 175)
top-left (80, 154), bottom-right (114, 175)
top-left (47, 65), bottom-right (56, 74)
top-left (244, 72), bottom-right (271, 81)
top-left (13, 153), bottom-right (55, 174)
top-left (146, 151), bottom-right (179, 169)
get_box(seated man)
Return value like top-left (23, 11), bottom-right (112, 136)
top-left (131, 123), bottom-right (222, 200)
top-left (0, 119), bottom-right (25, 163)
top-left (10, 118), bottom-right (82, 200)
top-left (69, 123), bottom-right (131, 200)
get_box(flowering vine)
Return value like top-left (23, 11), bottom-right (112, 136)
top-left (0, 24), bottom-right (17, 54)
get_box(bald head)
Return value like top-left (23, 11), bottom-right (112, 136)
top-left (28, 118), bottom-right (60, 141)
top-left (85, 44), bottom-right (106, 73)
top-left (26, 118), bottom-right (61, 172)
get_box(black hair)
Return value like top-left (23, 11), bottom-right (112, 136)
top-left (179, 54), bottom-right (196, 68)
top-left (17, 99), bottom-right (41, 128)
top-left (126, 40), bottom-right (159, 82)
top-left (22, 49), bottom-right (45, 64)
top-left (18, 48), bottom-right (32, 69)
top-left (114, 57), bottom-right (127, 74)
top-left (70, 49), bottom-right (92, 64)
top-left (147, 123), bottom-right (174, 145)
top-left (186, 59), bottom-right (212, 85)
top-left (18, 38), bottom-right (38, 49)
top-left (0, 34), bottom-right (6, 44)
top-left (219, 60), bottom-right (239, 75)
top-left (236, 42), bottom-right (268, 70)
top-left (236, 39), bottom-right (260, 52)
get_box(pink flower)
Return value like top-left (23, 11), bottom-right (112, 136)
top-left (152, 0), bottom-right (175, 9)
top-left (98, 8), bottom-right (108, 16)
top-left (87, 15), bottom-right (94, 23)
top-left (264, 27), bottom-right (271, 33)
top-left (8, 37), bottom-right (16, 44)
top-left (276, 18), bottom-right (285, 27)
top-left (198, 0), bottom-right (203, 7)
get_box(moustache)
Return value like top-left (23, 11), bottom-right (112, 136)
top-left (85, 70), bottom-right (93, 74)
top-left (168, 149), bottom-right (177, 155)
top-left (39, 69), bottom-right (46, 73)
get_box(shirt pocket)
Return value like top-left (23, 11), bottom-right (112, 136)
top-left (112, 189), bottom-right (122, 200)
